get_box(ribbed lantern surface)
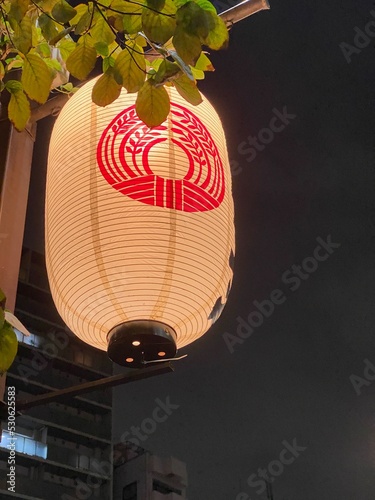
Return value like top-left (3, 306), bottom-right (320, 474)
top-left (46, 77), bottom-right (235, 366)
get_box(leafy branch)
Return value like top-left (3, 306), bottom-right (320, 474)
top-left (0, 288), bottom-right (18, 376)
top-left (96, 0), bottom-right (175, 17)
top-left (0, 286), bottom-right (31, 376)
top-left (0, 0), bottom-right (228, 130)
top-left (30, 0), bottom-right (66, 27)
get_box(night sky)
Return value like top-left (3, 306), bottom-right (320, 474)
top-left (112, 0), bottom-right (375, 498)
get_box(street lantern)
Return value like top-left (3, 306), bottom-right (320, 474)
top-left (46, 77), bottom-right (235, 367)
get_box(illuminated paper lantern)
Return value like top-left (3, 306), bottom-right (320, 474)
top-left (46, 77), bottom-right (235, 367)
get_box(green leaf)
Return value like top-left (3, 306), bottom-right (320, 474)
top-left (38, 13), bottom-right (60, 42)
top-left (95, 41), bottom-right (109, 57)
top-left (132, 34), bottom-right (148, 47)
top-left (13, 15), bottom-right (32, 54)
top-left (35, 0), bottom-right (59, 10)
top-left (8, 87), bottom-right (31, 131)
top-left (102, 55), bottom-right (115, 73)
top-left (193, 0), bottom-right (216, 13)
top-left (107, 40), bottom-right (122, 56)
top-left (0, 61), bottom-right (5, 80)
top-left (0, 322), bottom-right (18, 375)
top-left (153, 59), bottom-right (181, 85)
top-left (135, 79), bottom-right (170, 127)
top-left (123, 7), bottom-right (143, 33)
top-left (0, 307), bottom-right (3, 331)
top-left (60, 81), bottom-right (74, 92)
top-left (173, 26), bottom-right (201, 65)
top-left (174, 0), bottom-right (190, 7)
top-left (173, 73), bottom-right (202, 105)
top-left (201, 12), bottom-right (228, 50)
top-left (22, 53), bottom-right (53, 103)
top-left (52, 0), bottom-right (77, 23)
top-left (175, 1), bottom-right (225, 50)
top-left (147, 0), bottom-right (165, 10)
top-left (31, 24), bottom-right (39, 47)
top-left (92, 68), bottom-right (122, 106)
top-left (57, 38), bottom-right (76, 60)
top-left (9, 0), bottom-right (29, 22)
top-left (49, 26), bottom-right (74, 46)
top-left (69, 3), bottom-right (88, 26)
top-left (114, 41), bottom-right (146, 92)
top-left (37, 41), bottom-right (52, 57)
top-left (66, 35), bottom-right (97, 80)
top-left (190, 66), bottom-right (204, 80)
top-left (108, 0), bottom-right (144, 33)
top-left (7, 58), bottom-right (23, 70)
top-left (194, 51), bottom-right (214, 71)
top-left (149, 58), bottom-right (163, 71)
top-left (90, 14), bottom-right (116, 46)
top-left (44, 57), bottom-right (62, 73)
top-left (142, 0), bottom-right (177, 44)
top-left (5, 80), bottom-right (23, 93)
top-left (176, 1), bottom-right (211, 39)
top-left (73, 5), bottom-right (93, 35)
top-left (107, 0), bottom-right (124, 31)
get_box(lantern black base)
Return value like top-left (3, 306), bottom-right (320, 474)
top-left (107, 320), bottom-right (177, 368)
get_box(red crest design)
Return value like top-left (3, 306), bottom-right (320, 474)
top-left (96, 103), bottom-right (225, 212)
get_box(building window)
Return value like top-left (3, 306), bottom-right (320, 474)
top-left (14, 328), bottom-right (42, 348)
top-left (153, 479), bottom-right (182, 496)
top-left (0, 430), bottom-right (47, 459)
top-left (123, 481), bottom-right (137, 500)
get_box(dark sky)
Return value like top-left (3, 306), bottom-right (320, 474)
top-left (110, 0), bottom-right (375, 498)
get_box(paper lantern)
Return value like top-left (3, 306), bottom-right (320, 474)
top-left (46, 77), bottom-right (235, 367)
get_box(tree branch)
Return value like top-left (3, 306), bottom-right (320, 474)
top-left (0, 5), bottom-right (16, 50)
top-left (30, 0), bottom-right (66, 27)
top-left (93, 2), bottom-right (149, 74)
top-left (95, 0), bottom-right (175, 18)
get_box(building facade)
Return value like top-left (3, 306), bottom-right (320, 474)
top-left (113, 442), bottom-right (187, 500)
top-left (0, 246), bottom-right (114, 500)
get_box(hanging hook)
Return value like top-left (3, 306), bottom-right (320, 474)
top-left (141, 354), bottom-right (188, 365)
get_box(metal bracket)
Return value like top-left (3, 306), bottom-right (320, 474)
top-left (0, 362), bottom-right (174, 419)
top-left (221, 0), bottom-right (270, 27)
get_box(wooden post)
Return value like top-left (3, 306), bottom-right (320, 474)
top-left (0, 121), bottom-right (37, 312)
top-left (0, 120), bottom-right (37, 402)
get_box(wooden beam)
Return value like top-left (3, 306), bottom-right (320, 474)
top-left (11, 362), bottom-right (174, 415)
top-left (30, 94), bottom-right (69, 123)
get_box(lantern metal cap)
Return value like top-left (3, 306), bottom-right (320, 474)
top-left (107, 320), bottom-right (177, 368)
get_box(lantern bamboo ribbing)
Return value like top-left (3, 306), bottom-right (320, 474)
top-left (46, 78), bottom-right (235, 367)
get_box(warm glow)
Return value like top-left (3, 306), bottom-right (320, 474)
top-left (46, 78), bottom-right (235, 356)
